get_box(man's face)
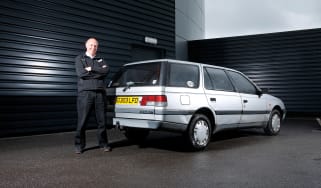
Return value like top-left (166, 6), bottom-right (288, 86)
top-left (85, 39), bottom-right (98, 56)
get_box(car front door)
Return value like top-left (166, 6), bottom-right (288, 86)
top-left (227, 71), bottom-right (268, 127)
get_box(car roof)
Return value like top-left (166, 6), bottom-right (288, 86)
top-left (124, 59), bottom-right (237, 73)
top-left (121, 59), bottom-right (262, 92)
top-left (124, 59), bottom-right (197, 66)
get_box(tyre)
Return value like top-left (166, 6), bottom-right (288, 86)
top-left (124, 127), bottom-right (150, 144)
top-left (264, 109), bottom-right (281, 135)
top-left (186, 114), bottom-right (212, 150)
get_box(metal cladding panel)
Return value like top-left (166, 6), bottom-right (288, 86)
top-left (0, 0), bottom-right (175, 137)
top-left (188, 28), bottom-right (321, 115)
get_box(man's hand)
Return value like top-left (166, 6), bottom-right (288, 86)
top-left (102, 65), bottom-right (107, 68)
top-left (85, 66), bottom-right (92, 71)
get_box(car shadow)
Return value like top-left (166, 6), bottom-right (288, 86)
top-left (129, 129), bottom-right (266, 153)
top-left (83, 119), bottom-right (318, 153)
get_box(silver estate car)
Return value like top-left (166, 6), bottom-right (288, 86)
top-left (107, 59), bottom-right (286, 150)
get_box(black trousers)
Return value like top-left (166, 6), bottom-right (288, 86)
top-left (75, 90), bottom-right (108, 149)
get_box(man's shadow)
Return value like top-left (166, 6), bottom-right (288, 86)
top-left (81, 138), bottom-right (133, 152)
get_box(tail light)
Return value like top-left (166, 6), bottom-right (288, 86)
top-left (140, 95), bottom-right (167, 107)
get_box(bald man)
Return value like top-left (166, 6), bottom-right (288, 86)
top-left (74, 38), bottom-right (111, 154)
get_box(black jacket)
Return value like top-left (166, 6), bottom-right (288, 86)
top-left (75, 54), bottom-right (109, 92)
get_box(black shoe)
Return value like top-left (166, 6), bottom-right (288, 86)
top-left (102, 146), bottom-right (112, 152)
top-left (75, 147), bottom-right (83, 154)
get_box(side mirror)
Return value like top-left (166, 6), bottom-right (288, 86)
top-left (257, 88), bottom-right (268, 96)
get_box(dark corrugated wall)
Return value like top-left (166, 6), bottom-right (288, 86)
top-left (189, 28), bottom-right (321, 116)
top-left (0, 0), bottom-right (175, 137)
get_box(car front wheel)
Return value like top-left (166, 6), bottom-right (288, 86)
top-left (264, 109), bottom-right (281, 135)
top-left (186, 114), bottom-right (211, 151)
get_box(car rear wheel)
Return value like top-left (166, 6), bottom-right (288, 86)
top-left (186, 114), bottom-right (211, 151)
top-left (264, 109), bottom-right (281, 135)
top-left (124, 127), bottom-right (150, 144)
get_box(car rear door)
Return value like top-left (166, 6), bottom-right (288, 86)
top-left (203, 66), bottom-right (242, 128)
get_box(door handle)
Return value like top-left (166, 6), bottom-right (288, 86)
top-left (243, 100), bottom-right (248, 103)
top-left (210, 98), bottom-right (216, 102)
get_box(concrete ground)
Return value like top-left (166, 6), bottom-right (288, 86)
top-left (0, 118), bottom-right (320, 188)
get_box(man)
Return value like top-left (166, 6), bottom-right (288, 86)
top-left (74, 37), bottom-right (111, 154)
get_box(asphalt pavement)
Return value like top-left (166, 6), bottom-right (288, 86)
top-left (0, 118), bottom-right (320, 188)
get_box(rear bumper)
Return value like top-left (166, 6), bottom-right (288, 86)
top-left (113, 118), bottom-right (188, 132)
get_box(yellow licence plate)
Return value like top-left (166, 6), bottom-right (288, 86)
top-left (116, 96), bottom-right (139, 105)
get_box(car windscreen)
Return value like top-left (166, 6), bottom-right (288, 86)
top-left (110, 62), bottom-right (162, 87)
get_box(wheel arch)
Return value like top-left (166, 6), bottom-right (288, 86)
top-left (192, 107), bottom-right (216, 133)
top-left (272, 105), bottom-right (284, 120)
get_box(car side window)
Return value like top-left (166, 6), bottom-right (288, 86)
top-left (204, 67), bottom-right (234, 91)
top-left (227, 71), bottom-right (257, 94)
top-left (204, 68), bottom-right (214, 90)
top-left (167, 63), bottom-right (199, 88)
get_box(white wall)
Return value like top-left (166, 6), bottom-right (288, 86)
top-left (176, 0), bottom-right (205, 60)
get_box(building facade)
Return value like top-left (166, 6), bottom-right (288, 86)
top-left (0, 0), bottom-right (205, 137)
top-left (189, 28), bottom-right (321, 115)
top-left (0, 1), bottom-right (168, 137)
top-left (175, 0), bottom-right (205, 60)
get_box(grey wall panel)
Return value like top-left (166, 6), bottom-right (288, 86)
top-left (0, 0), bottom-right (175, 137)
top-left (175, 0), bottom-right (204, 60)
top-left (188, 28), bottom-right (321, 115)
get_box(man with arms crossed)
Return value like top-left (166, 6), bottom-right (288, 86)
top-left (74, 38), bottom-right (111, 154)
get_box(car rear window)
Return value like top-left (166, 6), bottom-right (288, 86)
top-left (110, 62), bottom-right (161, 87)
